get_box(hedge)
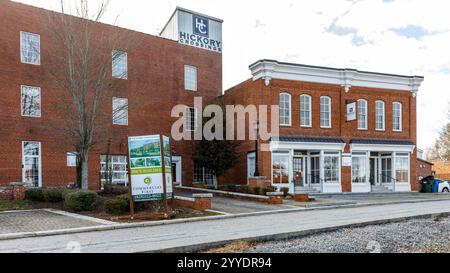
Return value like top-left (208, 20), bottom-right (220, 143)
top-left (64, 190), bottom-right (98, 212)
top-left (25, 188), bottom-right (45, 202)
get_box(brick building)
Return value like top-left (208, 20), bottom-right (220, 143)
top-left (221, 60), bottom-right (424, 193)
top-left (0, 1), bottom-right (222, 190)
top-left (0, 1), bottom-right (426, 194)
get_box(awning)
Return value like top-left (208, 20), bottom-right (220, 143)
top-left (350, 139), bottom-right (415, 153)
top-left (270, 136), bottom-right (346, 151)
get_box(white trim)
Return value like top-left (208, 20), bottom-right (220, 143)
top-left (375, 100), bottom-right (385, 131)
top-left (270, 141), bottom-right (346, 152)
top-left (22, 141), bottom-right (42, 188)
top-left (20, 31), bottom-right (41, 65)
top-left (350, 143), bottom-right (415, 153)
top-left (320, 96), bottom-right (332, 129)
top-left (20, 85), bottom-right (41, 118)
top-left (172, 156), bottom-right (182, 186)
top-left (250, 60), bottom-right (424, 95)
top-left (393, 102), bottom-right (403, 132)
top-left (279, 92), bottom-right (292, 126)
top-left (184, 65), bottom-right (198, 92)
top-left (300, 94), bottom-right (312, 128)
top-left (357, 99), bottom-right (368, 130)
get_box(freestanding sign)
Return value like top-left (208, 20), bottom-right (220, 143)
top-left (346, 102), bottom-right (357, 122)
top-left (127, 135), bottom-right (172, 202)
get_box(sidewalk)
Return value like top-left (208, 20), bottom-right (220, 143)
top-left (1, 200), bottom-right (450, 253)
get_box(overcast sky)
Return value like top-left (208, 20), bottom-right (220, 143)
top-left (13, 0), bottom-right (450, 150)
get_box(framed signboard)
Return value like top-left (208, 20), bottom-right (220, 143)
top-left (127, 135), bottom-right (173, 202)
top-left (347, 102), bottom-right (357, 122)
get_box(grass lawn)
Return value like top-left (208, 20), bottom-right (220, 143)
top-left (0, 200), bottom-right (31, 212)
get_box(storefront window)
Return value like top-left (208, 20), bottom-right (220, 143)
top-left (101, 155), bottom-right (128, 186)
top-left (323, 153), bottom-right (339, 183)
top-left (395, 155), bottom-right (409, 183)
top-left (272, 153), bottom-right (289, 184)
top-left (352, 153), bottom-right (367, 183)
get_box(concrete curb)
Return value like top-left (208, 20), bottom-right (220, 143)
top-left (1, 198), bottom-right (449, 241)
top-left (153, 211), bottom-right (450, 253)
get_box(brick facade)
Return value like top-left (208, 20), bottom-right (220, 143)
top-left (221, 73), bottom-right (420, 193)
top-left (0, 0), bottom-right (222, 189)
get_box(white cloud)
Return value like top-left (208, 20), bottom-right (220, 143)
top-left (12, 0), bottom-right (450, 149)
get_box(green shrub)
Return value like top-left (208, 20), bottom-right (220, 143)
top-left (262, 186), bottom-right (277, 196)
top-left (104, 195), bottom-right (130, 215)
top-left (253, 186), bottom-right (261, 195)
top-left (239, 185), bottom-right (250, 194)
top-left (43, 188), bottom-right (65, 203)
top-left (25, 188), bottom-right (45, 202)
top-left (280, 187), bottom-right (290, 197)
top-left (103, 184), bottom-right (129, 195)
top-left (64, 190), bottom-right (98, 212)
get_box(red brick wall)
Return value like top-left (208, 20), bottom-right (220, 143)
top-left (222, 78), bottom-right (418, 192)
top-left (0, 0), bottom-right (222, 189)
top-left (416, 159), bottom-right (433, 189)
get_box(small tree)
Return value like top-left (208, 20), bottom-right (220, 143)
top-left (192, 101), bottom-right (240, 185)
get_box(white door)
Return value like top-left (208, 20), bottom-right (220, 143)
top-left (22, 141), bottom-right (42, 187)
top-left (172, 156), bottom-right (182, 186)
top-left (247, 152), bottom-right (255, 181)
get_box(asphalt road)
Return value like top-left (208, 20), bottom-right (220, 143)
top-left (1, 199), bottom-right (450, 253)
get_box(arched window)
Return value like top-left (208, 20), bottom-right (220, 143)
top-left (375, 100), bottom-right (385, 131)
top-left (320, 96), bottom-right (331, 128)
top-left (393, 102), bottom-right (403, 131)
top-left (357, 99), bottom-right (368, 130)
top-left (300, 94), bottom-right (312, 127)
top-left (279, 93), bottom-right (291, 126)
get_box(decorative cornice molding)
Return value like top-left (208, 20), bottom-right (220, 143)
top-left (249, 60), bottom-right (424, 95)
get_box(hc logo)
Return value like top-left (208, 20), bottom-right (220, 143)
top-left (193, 16), bottom-right (209, 37)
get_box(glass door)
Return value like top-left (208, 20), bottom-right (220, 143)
top-left (22, 141), bottom-right (41, 187)
top-left (293, 157), bottom-right (304, 187)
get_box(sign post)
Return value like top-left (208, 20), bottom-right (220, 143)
top-left (160, 135), bottom-right (168, 213)
top-left (127, 135), bottom-right (173, 217)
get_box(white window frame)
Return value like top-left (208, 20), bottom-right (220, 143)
top-left (394, 153), bottom-right (409, 184)
top-left (100, 155), bottom-right (128, 186)
top-left (320, 96), bottom-right (331, 128)
top-left (112, 97), bottom-right (128, 126)
top-left (300, 94), bottom-right (312, 128)
top-left (184, 65), bottom-right (198, 91)
top-left (20, 31), bottom-right (41, 65)
top-left (351, 152), bottom-right (368, 183)
top-left (112, 50), bottom-right (128, 79)
top-left (279, 93), bottom-right (292, 126)
top-left (67, 152), bottom-right (77, 167)
top-left (375, 100), bottom-right (385, 131)
top-left (21, 85), bottom-right (41, 118)
top-left (185, 107), bottom-right (198, 132)
top-left (393, 102), bottom-right (403, 132)
top-left (357, 99), bottom-right (368, 130)
top-left (22, 141), bottom-right (42, 188)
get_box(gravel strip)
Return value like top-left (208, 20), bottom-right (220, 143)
top-left (245, 216), bottom-right (450, 253)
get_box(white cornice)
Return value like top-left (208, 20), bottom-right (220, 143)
top-left (250, 60), bottom-right (424, 96)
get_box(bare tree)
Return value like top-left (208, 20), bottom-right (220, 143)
top-left (41, 0), bottom-right (137, 189)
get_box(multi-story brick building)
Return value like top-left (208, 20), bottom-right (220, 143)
top-left (0, 1), bottom-right (426, 194)
top-left (221, 60), bottom-right (424, 193)
top-left (0, 0), bottom-right (222, 190)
